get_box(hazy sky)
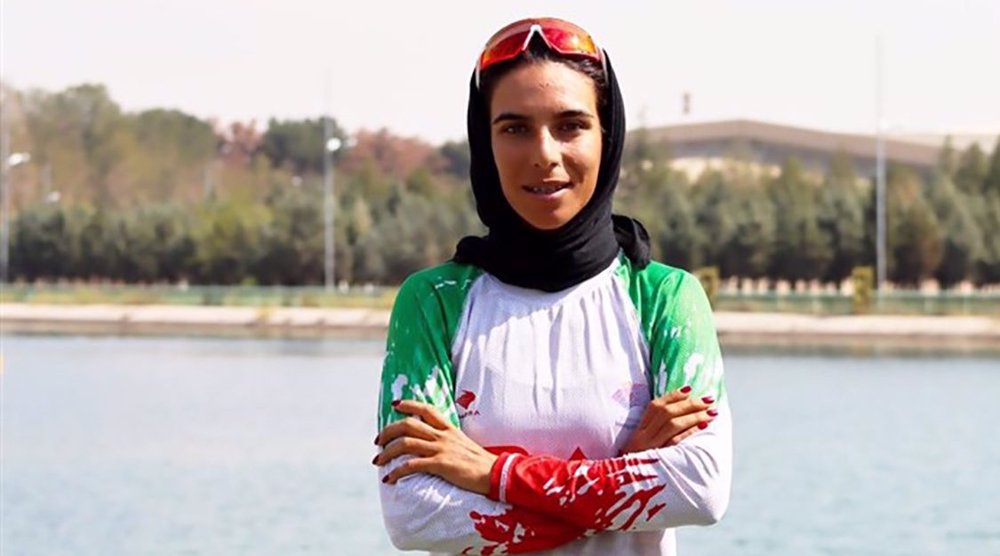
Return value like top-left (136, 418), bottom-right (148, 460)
top-left (3, 0), bottom-right (999, 144)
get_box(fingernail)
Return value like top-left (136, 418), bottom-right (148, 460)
top-left (707, 409), bottom-right (718, 417)
top-left (680, 385), bottom-right (692, 394)
top-left (698, 421), bottom-right (709, 430)
top-left (701, 396), bottom-right (714, 404)
top-left (371, 455), bottom-right (378, 465)
top-left (374, 435), bottom-right (379, 445)
top-left (391, 400), bottom-right (401, 408)
top-left (381, 476), bottom-right (389, 484)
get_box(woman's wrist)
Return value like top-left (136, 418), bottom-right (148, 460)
top-left (486, 452), bottom-right (521, 501)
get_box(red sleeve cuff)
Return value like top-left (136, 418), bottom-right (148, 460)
top-left (487, 452), bottom-right (520, 502)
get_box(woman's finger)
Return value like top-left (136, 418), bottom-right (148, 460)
top-left (374, 436), bottom-right (437, 466)
top-left (376, 416), bottom-right (439, 446)
top-left (636, 385), bottom-right (692, 432)
top-left (662, 396), bottom-right (711, 419)
top-left (648, 409), bottom-right (715, 446)
top-left (382, 456), bottom-right (438, 485)
top-left (657, 385), bottom-right (692, 405)
top-left (393, 399), bottom-right (453, 430)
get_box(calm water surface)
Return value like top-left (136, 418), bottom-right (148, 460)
top-left (3, 335), bottom-right (998, 555)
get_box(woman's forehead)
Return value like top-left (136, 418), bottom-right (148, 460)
top-left (489, 62), bottom-right (598, 117)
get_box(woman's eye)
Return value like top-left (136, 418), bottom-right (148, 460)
top-left (502, 124), bottom-right (527, 135)
top-left (560, 121), bottom-right (586, 132)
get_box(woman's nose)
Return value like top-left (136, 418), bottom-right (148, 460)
top-left (531, 128), bottom-right (560, 169)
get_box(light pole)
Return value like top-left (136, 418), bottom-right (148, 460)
top-left (323, 132), bottom-right (356, 291)
top-left (875, 35), bottom-right (887, 293)
top-left (1, 150), bottom-right (31, 284)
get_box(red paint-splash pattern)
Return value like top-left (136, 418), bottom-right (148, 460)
top-left (504, 453), bottom-right (666, 531)
top-left (463, 508), bottom-right (585, 555)
top-left (461, 446), bottom-right (586, 555)
top-left (461, 449), bottom-right (667, 554)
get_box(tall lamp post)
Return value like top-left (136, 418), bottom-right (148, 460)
top-left (323, 126), bottom-right (344, 292)
top-left (875, 35), bottom-right (887, 293)
top-left (1, 150), bottom-right (31, 284)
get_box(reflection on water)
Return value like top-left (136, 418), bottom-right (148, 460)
top-left (3, 335), bottom-right (999, 555)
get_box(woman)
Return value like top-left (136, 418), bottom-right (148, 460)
top-left (373, 17), bottom-right (731, 555)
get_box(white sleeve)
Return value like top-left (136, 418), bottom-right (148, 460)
top-left (379, 455), bottom-right (591, 554)
top-left (488, 400), bottom-right (732, 532)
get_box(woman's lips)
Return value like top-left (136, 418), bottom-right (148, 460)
top-left (522, 182), bottom-right (572, 196)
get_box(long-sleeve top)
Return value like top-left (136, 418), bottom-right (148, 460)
top-left (376, 254), bottom-right (732, 555)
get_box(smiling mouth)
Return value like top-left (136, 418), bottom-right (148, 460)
top-left (523, 182), bottom-right (572, 195)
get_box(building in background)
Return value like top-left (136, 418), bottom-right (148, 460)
top-left (637, 119), bottom-right (993, 180)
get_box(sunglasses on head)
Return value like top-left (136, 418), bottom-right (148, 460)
top-left (475, 17), bottom-right (605, 90)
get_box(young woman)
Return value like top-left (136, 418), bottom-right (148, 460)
top-left (373, 17), bottom-right (731, 555)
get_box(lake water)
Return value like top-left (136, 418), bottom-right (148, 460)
top-left (3, 335), bottom-right (999, 555)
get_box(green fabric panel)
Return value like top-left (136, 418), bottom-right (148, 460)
top-left (617, 257), bottom-right (727, 402)
top-left (377, 262), bottom-right (483, 430)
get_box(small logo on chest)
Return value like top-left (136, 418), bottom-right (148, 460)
top-left (612, 383), bottom-right (648, 409)
top-left (456, 389), bottom-right (481, 419)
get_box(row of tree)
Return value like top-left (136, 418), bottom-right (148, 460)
top-left (615, 136), bottom-right (1000, 288)
top-left (4, 82), bottom-right (999, 287)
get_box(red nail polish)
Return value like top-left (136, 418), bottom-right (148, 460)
top-left (702, 396), bottom-right (714, 404)
top-left (698, 421), bottom-right (709, 430)
top-left (707, 409), bottom-right (718, 417)
top-left (374, 435), bottom-right (379, 445)
top-left (391, 400), bottom-right (401, 408)
top-left (381, 476), bottom-right (389, 484)
top-left (371, 455), bottom-right (378, 465)
top-left (680, 385), bottom-right (692, 394)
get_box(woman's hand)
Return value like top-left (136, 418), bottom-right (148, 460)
top-left (373, 399), bottom-right (498, 495)
top-left (619, 386), bottom-right (717, 454)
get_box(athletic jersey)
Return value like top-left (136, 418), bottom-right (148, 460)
top-left (376, 254), bottom-right (731, 555)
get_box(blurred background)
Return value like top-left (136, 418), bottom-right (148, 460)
top-left (2, 1), bottom-right (999, 555)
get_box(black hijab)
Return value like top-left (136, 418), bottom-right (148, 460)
top-left (453, 49), bottom-right (650, 292)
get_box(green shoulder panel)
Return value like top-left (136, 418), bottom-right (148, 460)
top-left (615, 257), bottom-right (726, 402)
top-left (377, 262), bottom-right (484, 430)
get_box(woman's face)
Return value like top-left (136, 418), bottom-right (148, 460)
top-left (489, 60), bottom-right (602, 230)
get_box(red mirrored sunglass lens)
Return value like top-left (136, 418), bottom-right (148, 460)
top-left (479, 31), bottom-right (531, 69)
top-left (540, 27), bottom-right (598, 56)
top-left (478, 20), bottom-right (601, 73)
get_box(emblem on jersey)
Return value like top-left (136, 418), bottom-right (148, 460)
top-left (612, 382), bottom-right (647, 409)
top-left (457, 389), bottom-right (481, 419)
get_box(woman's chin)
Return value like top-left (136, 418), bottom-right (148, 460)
top-left (519, 210), bottom-right (574, 231)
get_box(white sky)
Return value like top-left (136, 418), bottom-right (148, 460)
top-left (2, 0), bottom-right (999, 144)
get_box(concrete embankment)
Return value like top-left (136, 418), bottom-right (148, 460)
top-left (2, 303), bottom-right (998, 350)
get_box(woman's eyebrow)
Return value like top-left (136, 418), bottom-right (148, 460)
top-left (492, 110), bottom-right (595, 125)
top-left (492, 112), bottom-right (528, 125)
top-left (555, 109), bottom-right (595, 120)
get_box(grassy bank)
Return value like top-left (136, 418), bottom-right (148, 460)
top-left (3, 283), bottom-right (999, 317)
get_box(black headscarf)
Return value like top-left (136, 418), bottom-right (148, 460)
top-left (453, 50), bottom-right (650, 292)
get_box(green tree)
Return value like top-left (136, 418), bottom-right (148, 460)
top-left (984, 136), bottom-right (1000, 197)
top-left (78, 208), bottom-right (125, 279)
top-left (655, 182), bottom-right (703, 271)
top-left (818, 153), bottom-right (866, 283)
top-left (717, 186), bottom-right (774, 280)
top-left (692, 171), bottom-right (737, 270)
top-left (253, 187), bottom-right (324, 285)
top-left (954, 143), bottom-right (988, 195)
top-left (886, 166), bottom-right (943, 286)
top-left (767, 157), bottom-right (832, 283)
top-left (438, 140), bottom-right (471, 180)
top-left (973, 194), bottom-right (1000, 285)
top-left (929, 174), bottom-right (982, 288)
top-left (261, 117), bottom-right (346, 174)
top-left (9, 205), bottom-right (82, 280)
top-left (128, 109), bottom-right (217, 202)
top-left (190, 200), bottom-right (270, 284)
top-left (937, 136), bottom-right (958, 179)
